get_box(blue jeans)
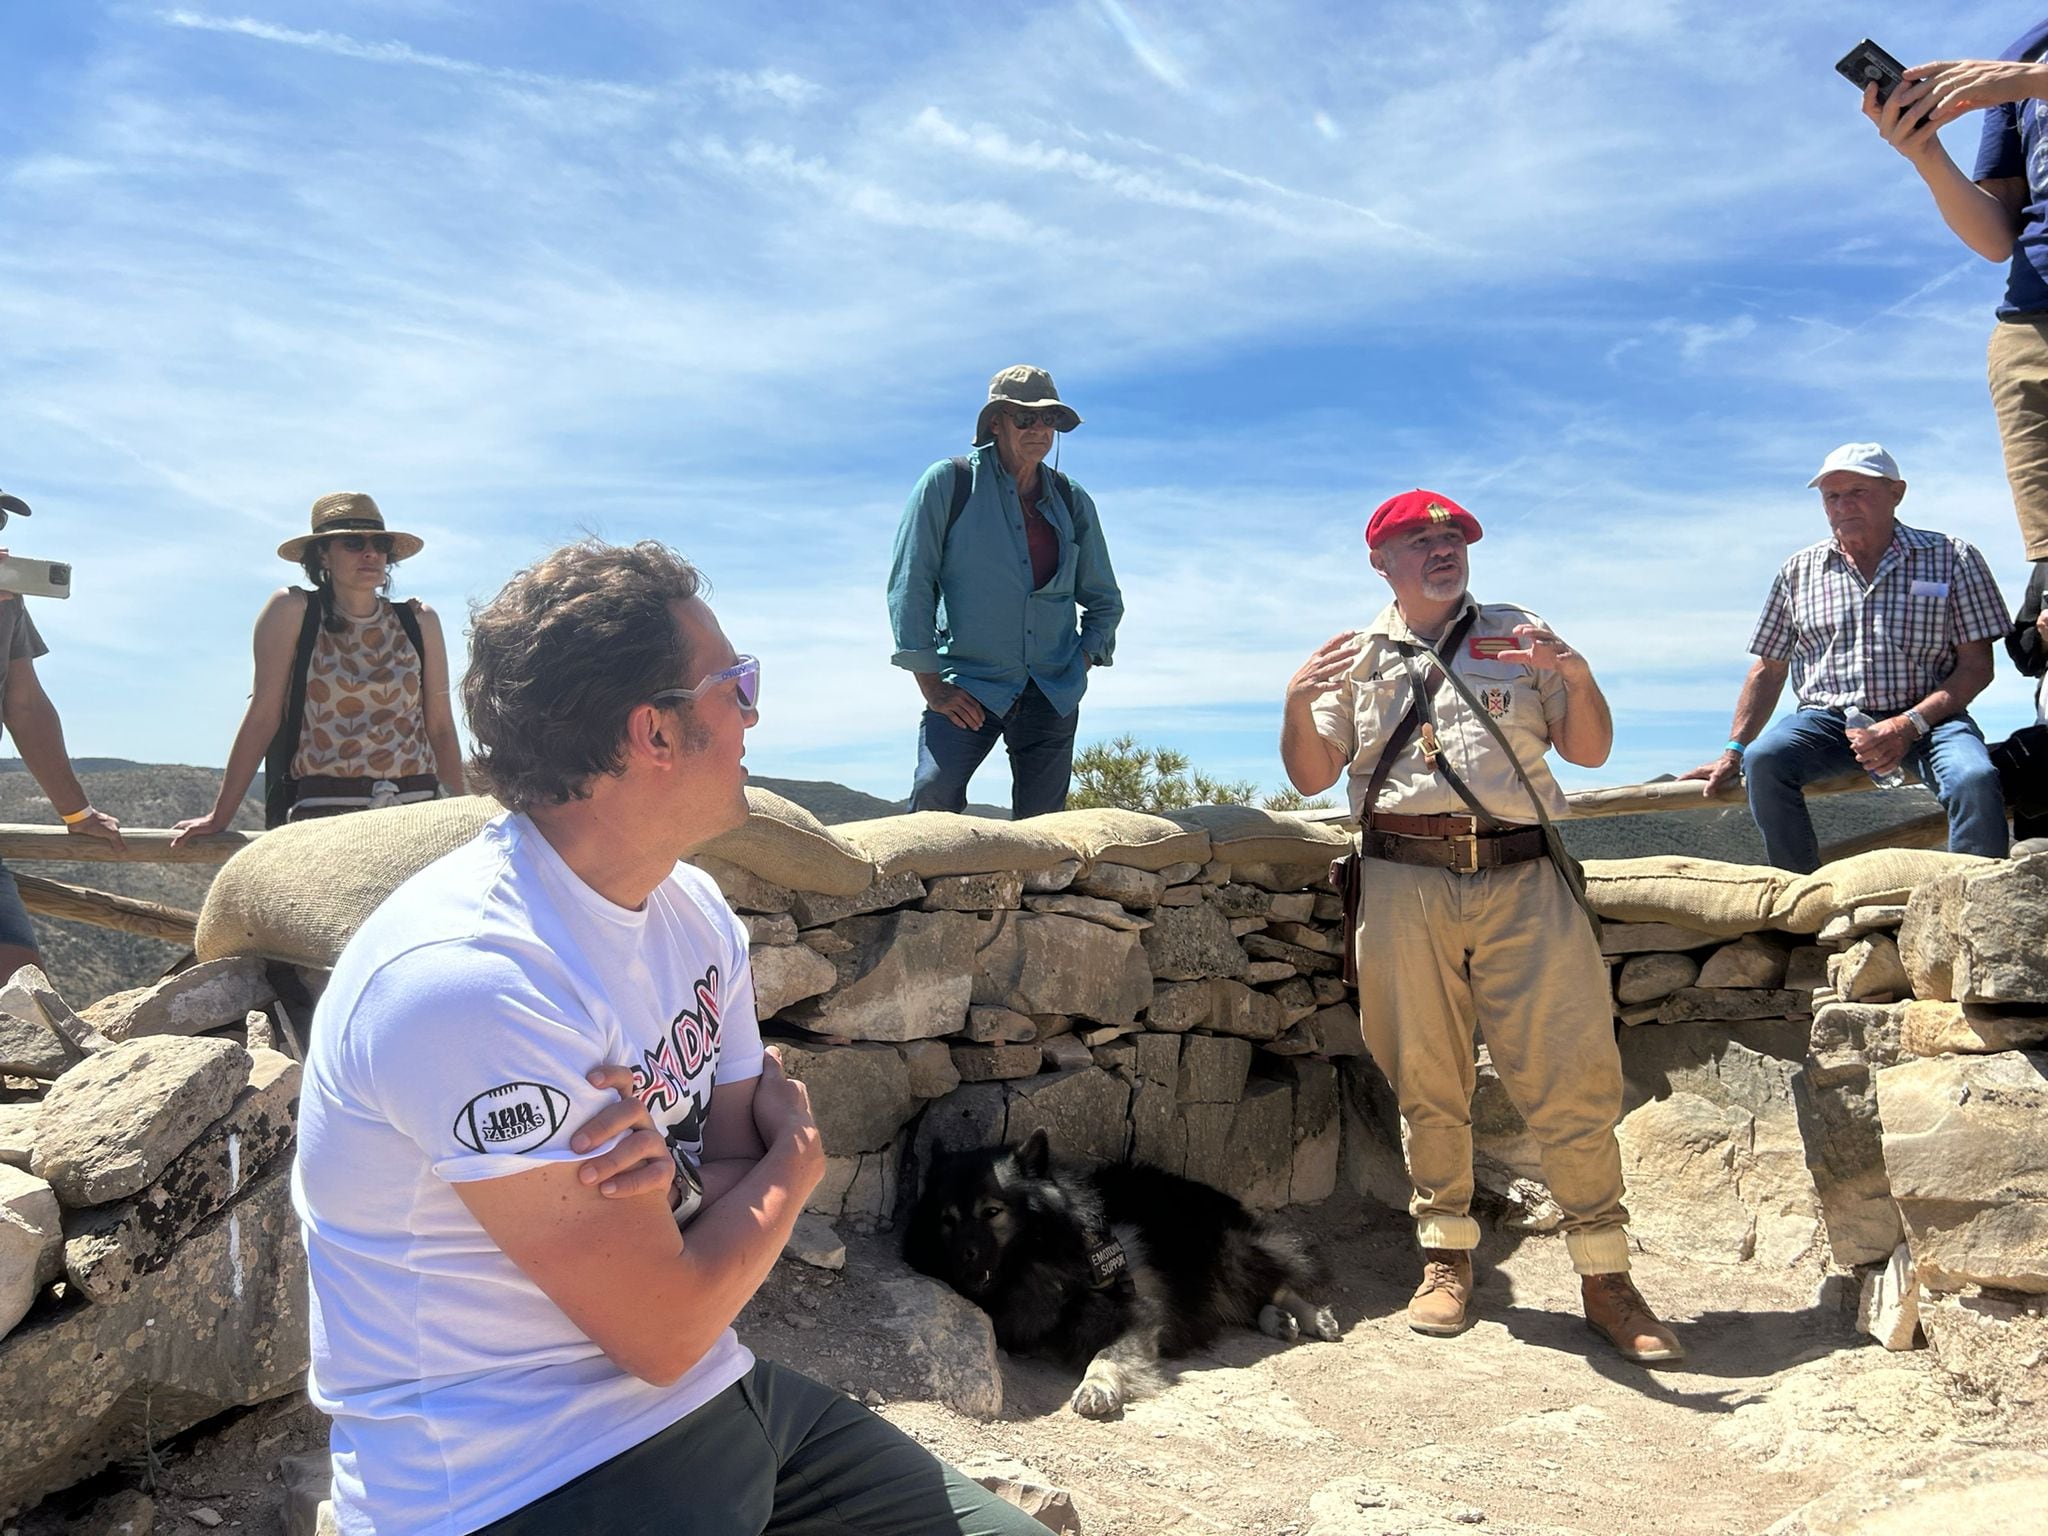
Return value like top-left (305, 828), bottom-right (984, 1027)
top-left (1745, 706), bottom-right (2009, 872)
top-left (910, 681), bottom-right (1079, 819)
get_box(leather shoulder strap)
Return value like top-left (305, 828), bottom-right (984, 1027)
top-left (1362, 608), bottom-right (1479, 819)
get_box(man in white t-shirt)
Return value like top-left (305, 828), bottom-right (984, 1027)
top-left (293, 540), bottom-right (1042, 1536)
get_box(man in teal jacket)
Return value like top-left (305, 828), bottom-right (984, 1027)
top-left (887, 366), bottom-right (1124, 817)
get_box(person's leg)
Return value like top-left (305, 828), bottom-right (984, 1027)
top-left (472, 1380), bottom-right (778, 1535)
top-left (0, 860), bottom-right (42, 984)
top-left (1906, 714), bottom-right (2011, 860)
top-left (747, 1361), bottom-right (1045, 1536)
top-left (1002, 683), bottom-right (1080, 819)
top-left (1744, 708), bottom-right (1857, 873)
top-left (909, 707), bottom-right (1002, 814)
top-left (1467, 860), bottom-right (1682, 1364)
top-left (1988, 319), bottom-right (2048, 562)
top-left (1351, 857), bottom-right (1483, 1331)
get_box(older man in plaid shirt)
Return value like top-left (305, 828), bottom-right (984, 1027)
top-left (1684, 443), bottom-right (2011, 871)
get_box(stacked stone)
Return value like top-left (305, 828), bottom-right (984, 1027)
top-left (1801, 853), bottom-right (2048, 1385)
top-left (701, 840), bottom-right (1361, 1228)
top-left (0, 958), bottom-right (310, 1518)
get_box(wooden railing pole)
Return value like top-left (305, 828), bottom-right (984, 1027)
top-left (0, 825), bottom-right (255, 865)
top-left (13, 872), bottom-right (200, 946)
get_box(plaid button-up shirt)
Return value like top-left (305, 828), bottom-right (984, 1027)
top-left (1748, 522), bottom-right (2009, 712)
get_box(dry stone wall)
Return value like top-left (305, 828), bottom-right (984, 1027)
top-left (6, 792), bottom-right (2045, 1514)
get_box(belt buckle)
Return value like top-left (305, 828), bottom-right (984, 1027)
top-left (1450, 834), bottom-right (1481, 875)
top-left (368, 778), bottom-right (400, 809)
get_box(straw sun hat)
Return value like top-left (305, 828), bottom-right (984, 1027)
top-left (276, 492), bottom-right (425, 563)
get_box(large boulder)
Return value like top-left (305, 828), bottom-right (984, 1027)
top-left (875, 1275), bottom-right (1002, 1419)
top-left (1142, 902), bottom-right (1249, 982)
top-left (0, 1010), bottom-right (67, 1081)
top-left (790, 910), bottom-right (978, 1043)
top-left (1875, 1050), bottom-right (2048, 1293)
top-left (775, 1042), bottom-right (918, 1156)
top-left (972, 910), bottom-right (1151, 1026)
top-left (0, 1159), bottom-right (307, 1518)
top-left (0, 1165), bottom-right (61, 1339)
top-left (748, 942), bottom-right (838, 1020)
top-left (1004, 1067), bottom-right (1131, 1167)
top-left (84, 957), bottom-right (276, 1043)
top-left (62, 1050), bottom-right (300, 1304)
top-left (1794, 1002), bottom-right (1907, 1267)
top-left (30, 1037), bottom-right (251, 1207)
top-left (1897, 852), bottom-right (2048, 1005)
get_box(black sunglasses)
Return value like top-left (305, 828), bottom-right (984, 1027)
top-left (330, 534), bottom-right (396, 555)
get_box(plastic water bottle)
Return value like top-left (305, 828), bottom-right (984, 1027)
top-left (1843, 708), bottom-right (1905, 789)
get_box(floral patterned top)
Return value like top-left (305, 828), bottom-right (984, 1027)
top-left (291, 598), bottom-right (435, 780)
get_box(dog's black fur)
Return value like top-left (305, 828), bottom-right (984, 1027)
top-left (903, 1128), bottom-right (1341, 1417)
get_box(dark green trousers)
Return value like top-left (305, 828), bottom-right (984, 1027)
top-left (474, 1360), bottom-right (1045, 1536)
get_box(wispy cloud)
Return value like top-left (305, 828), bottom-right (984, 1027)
top-left (1092, 0), bottom-right (1190, 93)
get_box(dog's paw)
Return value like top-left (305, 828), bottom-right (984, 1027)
top-left (1070, 1378), bottom-right (1123, 1418)
top-left (1258, 1303), bottom-right (1300, 1343)
top-left (1309, 1305), bottom-right (1342, 1342)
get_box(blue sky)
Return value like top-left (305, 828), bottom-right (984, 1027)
top-left (3, 0), bottom-right (2044, 806)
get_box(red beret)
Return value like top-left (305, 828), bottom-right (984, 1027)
top-left (1365, 489), bottom-right (1483, 550)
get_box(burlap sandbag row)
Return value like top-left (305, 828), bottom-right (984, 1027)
top-left (197, 787), bottom-right (874, 969)
top-left (1165, 804), bottom-right (1352, 866)
top-left (197, 795), bottom-right (503, 969)
top-left (697, 787), bottom-right (874, 896)
top-left (836, 807), bottom-right (1213, 878)
top-left (1581, 856), bottom-right (1789, 938)
top-left (1766, 847), bottom-right (1993, 933)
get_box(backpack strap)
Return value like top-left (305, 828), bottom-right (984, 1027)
top-left (944, 456), bottom-right (974, 539)
top-left (393, 596), bottom-right (425, 658)
top-left (263, 588), bottom-right (326, 829)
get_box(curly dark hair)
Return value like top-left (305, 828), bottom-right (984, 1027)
top-left (464, 539), bottom-right (707, 811)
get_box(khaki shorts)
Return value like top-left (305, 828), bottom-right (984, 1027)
top-left (1987, 318), bottom-right (2048, 561)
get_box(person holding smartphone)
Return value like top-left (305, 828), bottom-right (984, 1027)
top-left (1864, 25), bottom-right (2048, 569)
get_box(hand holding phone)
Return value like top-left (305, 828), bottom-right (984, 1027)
top-left (0, 556), bottom-right (73, 600)
top-left (1835, 38), bottom-right (1906, 106)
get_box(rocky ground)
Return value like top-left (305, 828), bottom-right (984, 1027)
top-left (13, 1192), bottom-right (2027, 1536)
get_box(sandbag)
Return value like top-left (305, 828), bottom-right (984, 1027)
top-left (1024, 808), bottom-right (1210, 871)
top-left (836, 812), bottom-right (1076, 878)
top-left (1581, 856), bottom-right (1790, 938)
top-left (1165, 805), bottom-right (1352, 867)
top-left (697, 788), bottom-right (874, 896)
top-left (1768, 847), bottom-right (1995, 934)
top-left (197, 796), bottom-right (501, 968)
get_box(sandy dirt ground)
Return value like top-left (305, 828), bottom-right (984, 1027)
top-left (12, 1194), bottom-right (2015, 1536)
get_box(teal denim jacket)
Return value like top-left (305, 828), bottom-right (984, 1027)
top-left (886, 444), bottom-right (1123, 717)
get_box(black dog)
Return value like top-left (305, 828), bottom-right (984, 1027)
top-left (903, 1128), bottom-right (1341, 1417)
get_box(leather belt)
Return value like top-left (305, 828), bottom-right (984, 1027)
top-left (1363, 824), bottom-right (1547, 875)
top-left (1369, 811), bottom-right (1497, 837)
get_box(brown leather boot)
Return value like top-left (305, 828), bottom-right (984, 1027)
top-left (1581, 1272), bottom-right (1685, 1363)
top-left (1406, 1248), bottom-right (1473, 1336)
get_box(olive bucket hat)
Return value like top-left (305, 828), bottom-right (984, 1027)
top-left (277, 492), bottom-right (425, 563)
top-left (973, 365), bottom-right (1083, 444)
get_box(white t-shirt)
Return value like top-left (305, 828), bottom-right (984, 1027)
top-left (292, 813), bottom-right (765, 1536)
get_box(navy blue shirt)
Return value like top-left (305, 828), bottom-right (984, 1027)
top-left (1973, 18), bottom-right (2048, 316)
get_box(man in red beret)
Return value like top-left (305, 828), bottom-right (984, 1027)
top-left (1279, 490), bottom-right (1683, 1364)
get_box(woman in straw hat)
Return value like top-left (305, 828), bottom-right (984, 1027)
top-left (171, 493), bottom-right (463, 843)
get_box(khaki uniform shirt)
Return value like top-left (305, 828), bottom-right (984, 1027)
top-left (1310, 595), bottom-right (1571, 825)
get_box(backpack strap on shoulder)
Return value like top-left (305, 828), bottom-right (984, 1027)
top-left (945, 455), bottom-right (974, 539)
top-left (264, 587), bottom-right (326, 829)
top-left (393, 596), bottom-right (425, 658)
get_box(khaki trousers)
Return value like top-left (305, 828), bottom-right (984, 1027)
top-left (1353, 853), bottom-right (1632, 1275)
top-left (1988, 319), bottom-right (2048, 561)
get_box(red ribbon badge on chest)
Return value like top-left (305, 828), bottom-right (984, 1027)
top-left (1468, 636), bottom-right (1515, 660)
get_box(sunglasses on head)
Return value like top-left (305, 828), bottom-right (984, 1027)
top-left (650, 654), bottom-right (760, 713)
top-left (1004, 407), bottom-right (1060, 430)
top-left (330, 534), bottom-right (396, 555)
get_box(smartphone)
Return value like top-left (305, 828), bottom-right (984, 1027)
top-left (0, 557), bottom-right (73, 599)
top-left (1836, 38), bottom-right (1906, 106)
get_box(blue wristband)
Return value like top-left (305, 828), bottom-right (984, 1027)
top-left (1724, 740), bottom-right (1745, 757)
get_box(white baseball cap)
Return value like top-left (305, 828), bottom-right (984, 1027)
top-left (1807, 442), bottom-right (1902, 487)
